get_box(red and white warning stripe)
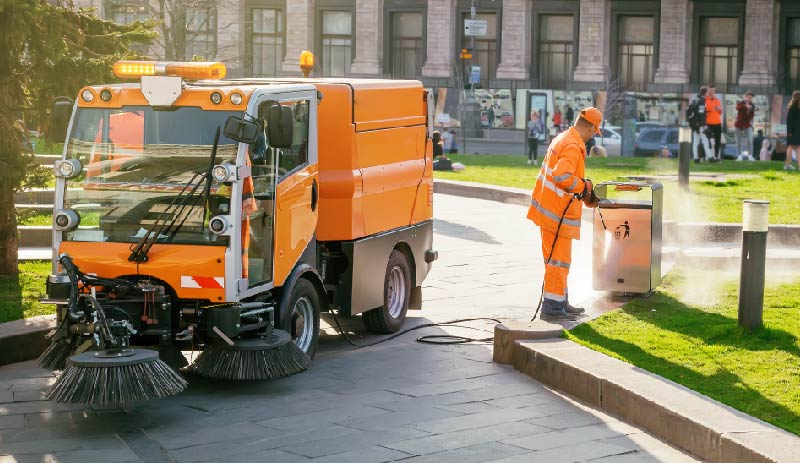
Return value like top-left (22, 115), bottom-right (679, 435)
top-left (181, 276), bottom-right (225, 289)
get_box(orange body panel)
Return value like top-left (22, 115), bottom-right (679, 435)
top-left (312, 81), bottom-right (433, 242)
top-left (59, 241), bottom-right (227, 301)
top-left (78, 84), bottom-right (252, 111)
top-left (273, 164), bottom-right (319, 287)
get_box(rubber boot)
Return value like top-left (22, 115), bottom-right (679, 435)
top-left (565, 292), bottom-right (585, 315)
top-left (539, 298), bottom-right (576, 321)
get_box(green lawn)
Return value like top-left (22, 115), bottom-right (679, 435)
top-left (0, 261), bottom-right (53, 324)
top-left (565, 269), bottom-right (800, 435)
top-left (435, 155), bottom-right (800, 224)
top-left (17, 210), bottom-right (100, 227)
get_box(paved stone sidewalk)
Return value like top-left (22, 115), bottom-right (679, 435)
top-left (0, 194), bottom-right (697, 462)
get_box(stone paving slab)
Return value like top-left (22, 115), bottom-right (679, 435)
top-left (0, 194), bottom-right (697, 462)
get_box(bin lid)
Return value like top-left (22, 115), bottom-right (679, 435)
top-left (598, 199), bottom-right (652, 210)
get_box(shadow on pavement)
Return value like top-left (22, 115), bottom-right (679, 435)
top-left (433, 219), bottom-right (501, 245)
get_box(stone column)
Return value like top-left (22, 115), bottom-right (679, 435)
top-left (739, 0), bottom-right (777, 88)
top-left (654, 0), bottom-right (691, 84)
top-left (573, 0), bottom-right (609, 84)
top-left (350, 0), bottom-right (383, 76)
top-left (495, 0), bottom-right (528, 80)
top-left (215, 0), bottom-right (245, 75)
top-left (421, 0), bottom-right (453, 78)
top-left (282, 0), bottom-right (313, 75)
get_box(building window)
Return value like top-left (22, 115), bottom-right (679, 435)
top-left (787, 18), bottom-right (800, 91)
top-left (462, 13), bottom-right (497, 84)
top-left (390, 12), bottom-right (424, 79)
top-left (618, 16), bottom-right (655, 91)
top-left (321, 11), bottom-right (352, 77)
top-left (251, 8), bottom-right (283, 77)
top-left (700, 17), bottom-right (739, 91)
top-left (186, 7), bottom-right (217, 61)
top-left (107, 1), bottom-right (147, 24)
top-left (539, 15), bottom-right (574, 89)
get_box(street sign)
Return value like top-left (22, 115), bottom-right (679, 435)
top-left (464, 19), bottom-right (488, 37)
top-left (469, 66), bottom-right (481, 84)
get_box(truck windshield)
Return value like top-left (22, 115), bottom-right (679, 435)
top-left (61, 106), bottom-right (241, 246)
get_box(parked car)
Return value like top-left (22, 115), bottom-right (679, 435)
top-left (634, 127), bottom-right (679, 157)
top-left (635, 121), bottom-right (667, 136)
top-left (594, 126), bottom-right (622, 156)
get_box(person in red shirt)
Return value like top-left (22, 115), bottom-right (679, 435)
top-left (735, 91), bottom-right (756, 160)
top-left (705, 84), bottom-right (724, 162)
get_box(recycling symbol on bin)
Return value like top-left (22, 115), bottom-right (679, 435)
top-left (614, 221), bottom-right (631, 240)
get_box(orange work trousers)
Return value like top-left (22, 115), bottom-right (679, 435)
top-left (540, 228), bottom-right (572, 302)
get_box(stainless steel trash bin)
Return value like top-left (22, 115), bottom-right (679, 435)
top-left (592, 182), bottom-right (663, 295)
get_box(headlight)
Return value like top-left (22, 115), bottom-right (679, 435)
top-left (53, 159), bottom-right (82, 178)
top-left (209, 216), bottom-right (230, 235)
top-left (212, 163), bottom-right (237, 183)
top-left (210, 91), bottom-right (222, 105)
top-left (54, 209), bottom-right (80, 231)
top-left (230, 93), bottom-right (243, 105)
top-left (81, 89), bottom-right (94, 103)
top-left (100, 89), bottom-right (113, 102)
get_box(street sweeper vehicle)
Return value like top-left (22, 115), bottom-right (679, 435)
top-left (40, 59), bottom-right (437, 405)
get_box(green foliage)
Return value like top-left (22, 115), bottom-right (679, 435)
top-left (566, 269), bottom-right (800, 435)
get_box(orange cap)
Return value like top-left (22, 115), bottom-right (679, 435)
top-left (579, 107), bottom-right (603, 134)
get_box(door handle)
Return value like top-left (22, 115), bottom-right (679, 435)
top-left (311, 180), bottom-right (318, 212)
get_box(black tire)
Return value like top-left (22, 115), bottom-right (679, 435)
top-left (278, 278), bottom-right (320, 358)
top-left (362, 250), bottom-right (412, 334)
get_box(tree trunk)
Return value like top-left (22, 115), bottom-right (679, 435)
top-left (0, 183), bottom-right (19, 276)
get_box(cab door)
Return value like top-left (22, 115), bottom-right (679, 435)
top-left (267, 92), bottom-right (319, 287)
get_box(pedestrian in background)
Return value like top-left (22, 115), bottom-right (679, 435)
top-left (553, 109), bottom-right (562, 133)
top-left (705, 84), bottom-right (723, 162)
top-left (785, 90), bottom-right (800, 170)
top-left (565, 106), bottom-right (574, 127)
top-left (527, 107), bottom-right (602, 321)
top-left (448, 129), bottom-right (459, 154)
top-left (753, 128), bottom-right (766, 158)
top-left (687, 86), bottom-right (711, 163)
top-left (486, 106), bottom-right (495, 130)
top-left (441, 129), bottom-right (451, 153)
top-left (432, 130), bottom-right (443, 157)
top-left (527, 110), bottom-right (544, 166)
top-left (735, 91), bottom-right (756, 160)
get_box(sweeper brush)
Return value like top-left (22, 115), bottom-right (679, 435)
top-left (47, 349), bottom-right (187, 405)
top-left (192, 330), bottom-right (310, 381)
top-left (37, 336), bottom-right (73, 371)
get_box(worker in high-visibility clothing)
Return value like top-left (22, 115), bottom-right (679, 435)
top-left (527, 107), bottom-right (602, 321)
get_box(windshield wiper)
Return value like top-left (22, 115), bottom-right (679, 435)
top-left (127, 127), bottom-right (222, 263)
top-left (164, 127), bottom-right (222, 241)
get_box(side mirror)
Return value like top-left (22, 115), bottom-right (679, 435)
top-left (224, 116), bottom-right (260, 144)
top-left (267, 103), bottom-right (294, 148)
top-left (51, 97), bottom-right (74, 143)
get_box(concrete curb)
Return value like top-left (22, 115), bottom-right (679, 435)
top-left (434, 179), bottom-right (800, 247)
top-left (0, 315), bottom-right (56, 367)
top-left (509, 338), bottom-right (800, 463)
top-left (17, 226), bottom-right (51, 248)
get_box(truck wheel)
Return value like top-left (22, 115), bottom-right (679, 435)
top-left (363, 250), bottom-right (411, 334)
top-left (279, 278), bottom-right (320, 358)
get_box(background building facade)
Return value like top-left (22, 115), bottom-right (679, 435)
top-left (75, 0), bottom-right (800, 139)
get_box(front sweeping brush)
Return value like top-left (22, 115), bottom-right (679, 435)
top-left (192, 330), bottom-right (310, 381)
top-left (37, 336), bottom-right (74, 371)
top-left (47, 349), bottom-right (187, 405)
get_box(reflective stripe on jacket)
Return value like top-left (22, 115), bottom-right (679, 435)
top-left (527, 127), bottom-right (587, 239)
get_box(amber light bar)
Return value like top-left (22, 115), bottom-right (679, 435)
top-left (113, 60), bottom-right (227, 80)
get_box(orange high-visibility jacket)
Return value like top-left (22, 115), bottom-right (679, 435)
top-left (527, 127), bottom-right (588, 240)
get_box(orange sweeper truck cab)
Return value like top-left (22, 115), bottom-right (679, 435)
top-left (41, 59), bottom-right (437, 404)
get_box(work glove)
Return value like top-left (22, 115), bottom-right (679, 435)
top-left (581, 179), bottom-right (600, 208)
